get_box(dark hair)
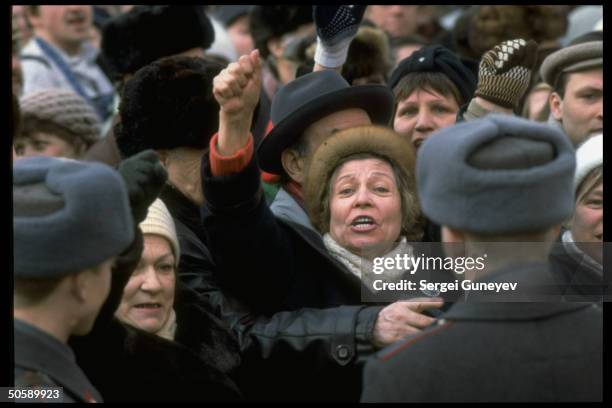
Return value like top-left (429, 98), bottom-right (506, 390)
top-left (392, 71), bottom-right (463, 116)
top-left (14, 276), bottom-right (64, 307)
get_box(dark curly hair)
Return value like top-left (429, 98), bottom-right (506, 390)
top-left (116, 56), bottom-right (223, 158)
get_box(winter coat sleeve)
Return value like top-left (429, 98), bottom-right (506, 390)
top-left (200, 152), bottom-right (299, 311)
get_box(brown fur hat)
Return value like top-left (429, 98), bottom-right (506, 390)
top-left (304, 125), bottom-right (421, 239)
top-left (342, 26), bottom-right (392, 85)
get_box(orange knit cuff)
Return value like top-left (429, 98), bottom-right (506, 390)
top-left (209, 133), bottom-right (254, 176)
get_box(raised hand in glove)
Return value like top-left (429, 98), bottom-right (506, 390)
top-left (474, 38), bottom-right (538, 109)
top-left (313, 5), bottom-right (367, 68)
top-left (117, 149), bottom-right (168, 224)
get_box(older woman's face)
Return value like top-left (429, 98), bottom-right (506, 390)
top-left (329, 158), bottom-right (402, 255)
top-left (572, 181), bottom-right (603, 263)
top-left (115, 235), bottom-right (176, 334)
top-left (394, 88), bottom-right (459, 150)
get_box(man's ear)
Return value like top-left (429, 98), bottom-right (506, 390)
top-left (549, 91), bottom-right (563, 121)
top-left (281, 148), bottom-right (306, 183)
top-left (70, 270), bottom-right (91, 303)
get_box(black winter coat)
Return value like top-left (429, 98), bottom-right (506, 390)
top-left (161, 159), bottom-right (384, 402)
top-left (361, 262), bottom-right (603, 402)
top-left (69, 227), bottom-right (242, 402)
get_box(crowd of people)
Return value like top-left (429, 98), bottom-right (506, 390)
top-left (12, 5), bottom-right (603, 402)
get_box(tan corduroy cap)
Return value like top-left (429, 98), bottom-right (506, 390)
top-left (139, 199), bottom-right (180, 265)
top-left (19, 89), bottom-right (102, 146)
top-left (539, 40), bottom-right (602, 88)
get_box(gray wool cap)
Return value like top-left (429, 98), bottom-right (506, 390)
top-left (14, 156), bottom-right (134, 278)
top-left (539, 40), bottom-right (602, 88)
top-left (19, 89), bottom-right (102, 147)
top-left (417, 114), bottom-right (576, 235)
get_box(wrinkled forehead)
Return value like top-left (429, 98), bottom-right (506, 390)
top-left (332, 158), bottom-right (395, 183)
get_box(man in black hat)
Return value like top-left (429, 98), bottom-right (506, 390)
top-left (361, 115), bottom-right (602, 402)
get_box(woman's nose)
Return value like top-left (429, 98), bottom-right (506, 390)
top-left (140, 267), bottom-right (162, 292)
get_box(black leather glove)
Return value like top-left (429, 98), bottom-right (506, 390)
top-left (313, 5), bottom-right (367, 48)
top-left (117, 149), bottom-right (168, 225)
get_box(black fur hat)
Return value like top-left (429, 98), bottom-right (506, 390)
top-left (116, 56), bottom-right (223, 158)
top-left (249, 5), bottom-right (313, 59)
top-left (102, 6), bottom-right (215, 76)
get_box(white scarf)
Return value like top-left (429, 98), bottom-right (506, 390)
top-left (323, 233), bottom-right (413, 290)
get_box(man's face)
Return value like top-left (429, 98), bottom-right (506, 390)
top-left (366, 5), bottom-right (419, 39)
top-left (227, 15), bottom-right (254, 57)
top-left (283, 108), bottom-right (372, 184)
top-left (29, 6), bottom-right (93, 52)
top-left (551, 68), bottom-right (603, 146)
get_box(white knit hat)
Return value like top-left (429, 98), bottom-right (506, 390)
top-left (139, 199), bottom-right (180, 265)
top-left (574, 133), bottom-right (603, 195)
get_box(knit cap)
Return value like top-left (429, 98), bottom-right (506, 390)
top-left (574, 134), bottom-right (603, 195)
top-left (19, 89), bottom-right (102, 146)
top-left (139, 199), bottom-right (180, 266)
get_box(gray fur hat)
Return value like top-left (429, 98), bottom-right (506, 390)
top-left (14, 156), bottom-right (134, 278)
top-left (417, 114), bottom-right (576, 234)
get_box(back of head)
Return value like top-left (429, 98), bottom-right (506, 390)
top-left (101, 5), bottom-right (215, 78)
top-left (13, 156), bottom-right (134, 279)
top-left (116, 56), bottom-right (223, 158)
top-left (417, 114), bottom-right (576, 236)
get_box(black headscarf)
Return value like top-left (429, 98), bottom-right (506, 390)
top-left (388, 45), bottom-right (478, 104)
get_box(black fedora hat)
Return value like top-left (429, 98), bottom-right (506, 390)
top-left (257, 70), bottom-right (394, 174)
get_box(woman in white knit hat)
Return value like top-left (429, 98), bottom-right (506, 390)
top-left (550, 133), bottom-right (603, 300)
top-left (115, 198), bottom-right (180, 340)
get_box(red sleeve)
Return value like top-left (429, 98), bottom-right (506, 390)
top-left (209, 133), bottom-right (254, 176)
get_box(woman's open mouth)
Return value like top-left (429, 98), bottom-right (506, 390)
top-left (351, 216), bottom-right (377, 232)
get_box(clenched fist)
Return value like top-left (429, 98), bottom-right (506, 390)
top-left (213, 49), bottom-right (262, 117)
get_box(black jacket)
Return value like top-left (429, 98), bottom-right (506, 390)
top-left (361, 262), bottom-right (603, 402)
top-left (15, 319), bottom-right (103, 403)
top-left (162, 160), bottom-right (384, 401)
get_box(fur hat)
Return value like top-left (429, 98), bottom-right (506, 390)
top-left (101, 6), bottom-right (215, 76)
top-left (19, 89), bottom-right (102, 147)
top-left (249, 5), bottom-right (313, 59)
top-left (116, 56), bottom-right (223, 158)
top-left (417, 114), bottom-right (576, 235)
top-left (342, 26), bottom-right (392, 85)
top-left (14, 156), bottom-right (134, 278)
top-left (574, 134), bottom-right (602, 195)
top-left (140, 199), bottom-right (180, 266)
top-left (304, 125), bottom-right (417, 235)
